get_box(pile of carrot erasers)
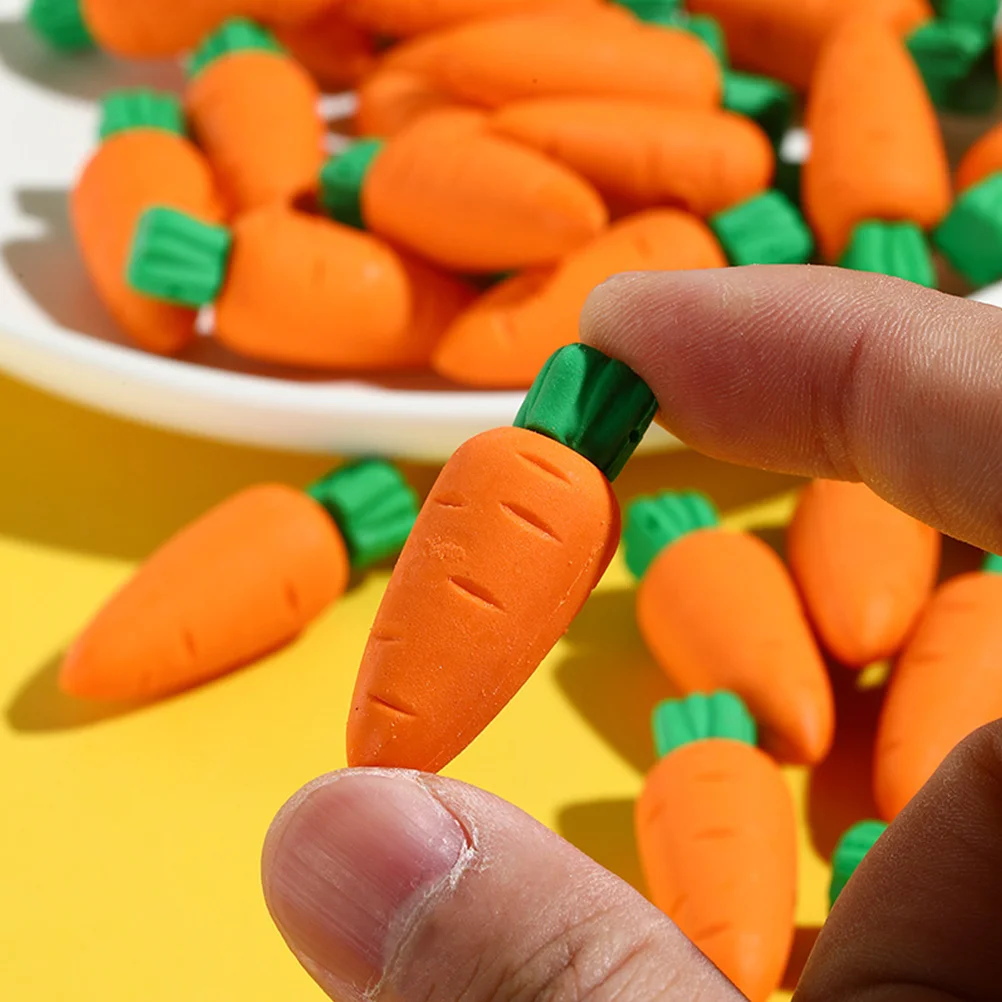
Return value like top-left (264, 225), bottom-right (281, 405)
top-left (623, 478), bottom-right (1000, 1001)
top-left (29, 0), bottom-right (1002, 388)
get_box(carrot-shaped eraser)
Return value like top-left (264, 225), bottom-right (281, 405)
top-left (636, 691), bottom-right (797, 1002)
top-left (684, 0), bottom-right (932, 90)
top-left (434, 209), bottom-right (726, 389)
top-left (838, 220), bottom-right (937, 287)
top-left (348, 343), bottom-right (658, 772)
top-left (787, 481), bottom-right (941, 668)
top-left (72, 90), bottom-right (223, 356)
top-left (828, 820), bottom-right (887, 909)
top-left (319, 110), bottom-right (608, 273)
top-left (489, 99), bottom-right (773, 218)
top-left (405, 13), bottom-right (722, 109)
top-left (723, 70), bottom-right (796, 146)
top-left (709, 190), bottom-right (815, 265)
top-left (624, 490), bottom-right (834, 765)
top-left (935, 123), bottom-right (1002, 284)
top-left (804, 15), bottom-right (951, 263)
top-left (185, 19), bottom-right (324, 214)
top-left (874, 553), bottom-right (1002, 820)
top-left (127, 204), bottom-right (469, 371)
top-left (61, 461), bottom-right (419, 703)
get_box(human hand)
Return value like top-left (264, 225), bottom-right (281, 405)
top-left (261, 267), bottom-right (1002, 1002)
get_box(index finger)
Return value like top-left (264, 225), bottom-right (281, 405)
top-left (581, 266), bottom-right (1002, 553)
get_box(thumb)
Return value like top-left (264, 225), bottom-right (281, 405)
top-left (262, 768), bottom-right (743, 1002)
top-left (795, 721), bottom-right (1002, 1002)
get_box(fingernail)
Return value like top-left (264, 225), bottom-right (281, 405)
top-left (264, 771), bottom-right (468, 997)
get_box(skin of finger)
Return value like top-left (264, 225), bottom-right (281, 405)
top-left (794, 721), bottom-right (1002, 1002)
top-left (581, 266), bottom-right (1002, 553)
top-left (263, 769), bottom-right (745, 1002)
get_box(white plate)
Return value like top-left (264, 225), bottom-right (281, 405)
top-left (3, 2), bottom-right (1001, 461)
top-left (0, 0), bottom-right (682, 460)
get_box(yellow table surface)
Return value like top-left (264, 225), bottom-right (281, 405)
top-left (1, 371), bottom-right (908, 1001)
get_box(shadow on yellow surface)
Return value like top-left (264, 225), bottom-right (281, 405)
top-left (806, 663), bottom-right (884, 859)
top-left (805, 534), bottom-right (985, 858)
top-left (558, 589), bottom-right (676, 775)
top-left (0, 364), bottom-right (801, 565)
top-left (557, 798), bottom-right (644, 894)
top-left (0, 372), bottom-right (446, 562)
top-left (4, 651), bottom-right (146, 733)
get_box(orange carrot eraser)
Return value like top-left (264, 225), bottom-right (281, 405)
top-left (803, 14), bottom-right (951, 260)
top-left (433, 209), bottom-right (726, 389)
top-left (71, 89), bottom-right (224, 355)
top-left (126, 205), bottom-right (417, 371)
top-left (637, 691), bottom-right (797, 1002)
top-left (319, 111), bottom-right (608, 272)
top-left (787, 480), bottom-right (941, 668)
top-left (490, 98), bottom-right (774, 217)
top-left (624, 490), bottom-right (834, 765)
top-left (419, 14), bottom-right (722, 108)
top-left (185, 19), bottom-right (325, 214)
top-left (61, 460), bottom-right (419, 703)
top-left (874, 556), bottom-right (1002, 820)
top-left (348, 344), bottom-right (658, 773)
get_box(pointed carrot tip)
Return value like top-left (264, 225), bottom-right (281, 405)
top-left (58, 634), bottom-right (137, 702)
top-left (764, 717), bottom-right (834, 768)
top-left (58, 641), bottom-right (98, 700)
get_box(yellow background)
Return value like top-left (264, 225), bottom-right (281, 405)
top-left (1, 371), bottom-right (937, 1001)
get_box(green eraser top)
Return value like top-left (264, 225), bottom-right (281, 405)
top-left (711, 190), bottom-right (815, 266)
top-left (623, 490), bottom-right (719, 579)
top-left (187, 18), bottom-right (284, 79)
top-left (935, 0), bottom-right (1000, 27)
top-left (839, 221), bottom-right (936, 288)
top-left (319, 141), bottom-right (384, 230)
top-left (934, 172), bottom-right (1002, 287)
top-left (513, 343), bottom-right (658, 482)
top-left (723, 70), bottom-right (795, 146)
top-left (99, 90), bottom-right (186, 142)
top-left (983, 552), bottom-right (1002, 574)
top-left (27, 0), bottom-right (93, 51)
top-left (653, 692), bottom-right (757, 759)
top-left (907, 19), bottom-right (992, 98)
top-left (613, 0), bottom-right (682, 19)
top-left (306, 460), bottom-right (419, 570)
top-left (127, 207), bottom-right (232, 308)
top-left (829, 820), bottom-right (888, 909)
